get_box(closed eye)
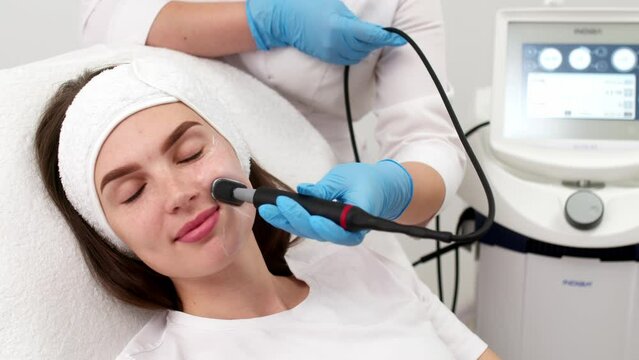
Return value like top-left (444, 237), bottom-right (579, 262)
top-left (123, 183), bottom-right (146, 204)
top-left (122, 149), bottom-right (204, 205)
top-left (179, 149), bottom-right (203, 164)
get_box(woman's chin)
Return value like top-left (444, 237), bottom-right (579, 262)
top-left (171, 233), bottom-right (247, 275)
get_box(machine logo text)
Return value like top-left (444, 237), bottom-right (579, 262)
top-left (573, 28), bottom-right (603, 35)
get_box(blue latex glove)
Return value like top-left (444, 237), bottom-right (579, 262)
top-left (245, 0), bottom-right (406, 65)
top-left (258, 159), bottom-right (414, 245)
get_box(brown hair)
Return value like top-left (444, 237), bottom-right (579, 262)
top-left (34, 67), bottom-right (300, 312)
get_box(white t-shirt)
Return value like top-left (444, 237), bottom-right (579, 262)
top-left (80, 0), bottom-right (468, 213)
top-left (116, 239), bottom-right (487, 360)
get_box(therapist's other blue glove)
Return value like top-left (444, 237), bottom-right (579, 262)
top-left (258, 159), bottom-right (414, 245)
top-left (245, 0), bottom-right (406, 65)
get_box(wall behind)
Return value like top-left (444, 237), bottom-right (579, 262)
top-left (0, 0), bottom-right (81, 69)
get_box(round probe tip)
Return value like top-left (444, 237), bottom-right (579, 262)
top-left (211, 178), bottom-right (247, 206)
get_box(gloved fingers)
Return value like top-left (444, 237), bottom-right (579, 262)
top-left (308, 216), bottom-right (366, 246)
top-left (338, 49), bottom-right (368, 65)
top-left (297, 180), bottom-right (347, 201)
top-left (321, 46), bottom-right (362, 65)
top-left (301, 185), bottom-right (375, 217)
top-left (350, 21), bottom-right (406, 47)
top-left (275, 196), bottom-right (311, 227)
top-left (298, 183), bottom-right (328, 199)
top-left (340, 25), bottom-right (386, 56)
top-left (340, 30), bottom-right (374, 55)
top-left (274, 196), bottom-right (322, 239)
top-left (260, 195), bottom-right (369, 245)
top-left (337, 49), bottom-right (368, 65)
top-left (258, 204), bottom-right (300, 234)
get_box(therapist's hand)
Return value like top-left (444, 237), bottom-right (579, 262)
top-left (245, 0), bottom-right (406, 65)
top-left (258, 160), bottom-right (414, 245)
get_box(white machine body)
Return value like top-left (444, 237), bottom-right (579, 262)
top-left (476, 245), bottom-right (639, 360)
top-left (459, 8), bottom-right (639, 360)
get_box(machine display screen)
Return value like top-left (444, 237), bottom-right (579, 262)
top-left (501, 22), bottom-right (639, 142)
top-left (492, 17), bottom-right (639, 180)
top-left (523, 44), bottom-right (638, 121)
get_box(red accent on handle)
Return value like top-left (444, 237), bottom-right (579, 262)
top-left (340, 205), bottom-right (353, 229)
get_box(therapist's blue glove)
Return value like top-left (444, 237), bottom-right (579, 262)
top-left (258, 159), bottom-right (414, 245)
top-left (245, 0), bottom-right (406, 65)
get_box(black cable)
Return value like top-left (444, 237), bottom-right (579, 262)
top-left (435, 216), bottom-right (443, 303)
top-left (411, 242), bottom-right (464, 265)
top-left (342, 28), bottom-right (493, 312)
top-left (408, 118), bottom-right (488, 263)
top-left (408, 118), bottom-right (487, 263)
top-left (385, 28), bottom-right (494, 244)
top-left (452, 247), bottom-right (460, 313)
top-left (343, 66), bottom-right (360, 163)
top-left (343, 28), bottom-right (494, 245)
top-left (418, 122), bottom-right (489, 311)
top-left (452, 207), bottom-right (477, 313)
top-left (409, 124), bottom-right (490, 258)
top-left (464, 121), bottom-right (490, 138)
top-left (410, 119), bottom-right (489, 265)
top-left (447, 122), bottom-right (487, 312)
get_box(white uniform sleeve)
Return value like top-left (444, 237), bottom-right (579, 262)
top-left (373, 0), bottom-right (467, 213)
top-left (81, 0), bottom-right (171, 46)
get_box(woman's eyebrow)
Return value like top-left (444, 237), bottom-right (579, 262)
top-left (99, 163), bottom-right (141, 195)
top-left (99, 121), bottom-right (203, 194)
top-left (160, 121), bottom-right (202, 154)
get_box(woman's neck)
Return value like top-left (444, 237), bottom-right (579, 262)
top-left (171, 235), bottom-right (308, 320)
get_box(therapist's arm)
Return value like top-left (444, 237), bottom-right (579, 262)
top-left (478, 348), bottom-right (501, 360)
top-left (147, 1), bottom-right (257, 57)
top-left (395, 162), bottom-right (446, 226)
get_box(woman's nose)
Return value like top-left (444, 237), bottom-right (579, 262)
top-left (164, 175), bottom-right (199, 213)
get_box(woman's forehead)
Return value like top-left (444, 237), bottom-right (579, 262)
top-left (94, 103), bottom-right (220, 172)
top-left (117, 103), bottom-right (209, 132)
top-left (102, 103), bottom-right (221, 150)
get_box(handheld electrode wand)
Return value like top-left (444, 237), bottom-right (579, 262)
top-left (211, 178), bottom-right (454, 242)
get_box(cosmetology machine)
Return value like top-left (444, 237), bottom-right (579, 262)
top-left (459, 8), bottom-right (639, 360)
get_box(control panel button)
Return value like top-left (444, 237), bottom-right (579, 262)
top-left (564, 190), bottom-right (604, 230)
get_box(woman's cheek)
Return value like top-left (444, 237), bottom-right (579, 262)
top-left (194, 145), bottom-right (247, 188)
top-left (111, 194), bottom-right (162, 252)
top-left (218, 202), bottom-right (255, 257)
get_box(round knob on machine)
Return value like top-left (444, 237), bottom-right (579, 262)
top-left (564, 190), bottom-right (604, 230)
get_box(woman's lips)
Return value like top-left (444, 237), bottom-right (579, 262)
top-left (175, 206), bottom-right (220, 243)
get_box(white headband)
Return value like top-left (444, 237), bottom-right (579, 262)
top-left (58, 58), bottom-right (251, 256)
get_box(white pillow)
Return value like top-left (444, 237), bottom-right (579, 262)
top-left (0, 45), bottom-right (339, 359)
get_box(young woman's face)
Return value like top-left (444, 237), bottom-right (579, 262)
top-left (94, 102), bottom-right (255, 278)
